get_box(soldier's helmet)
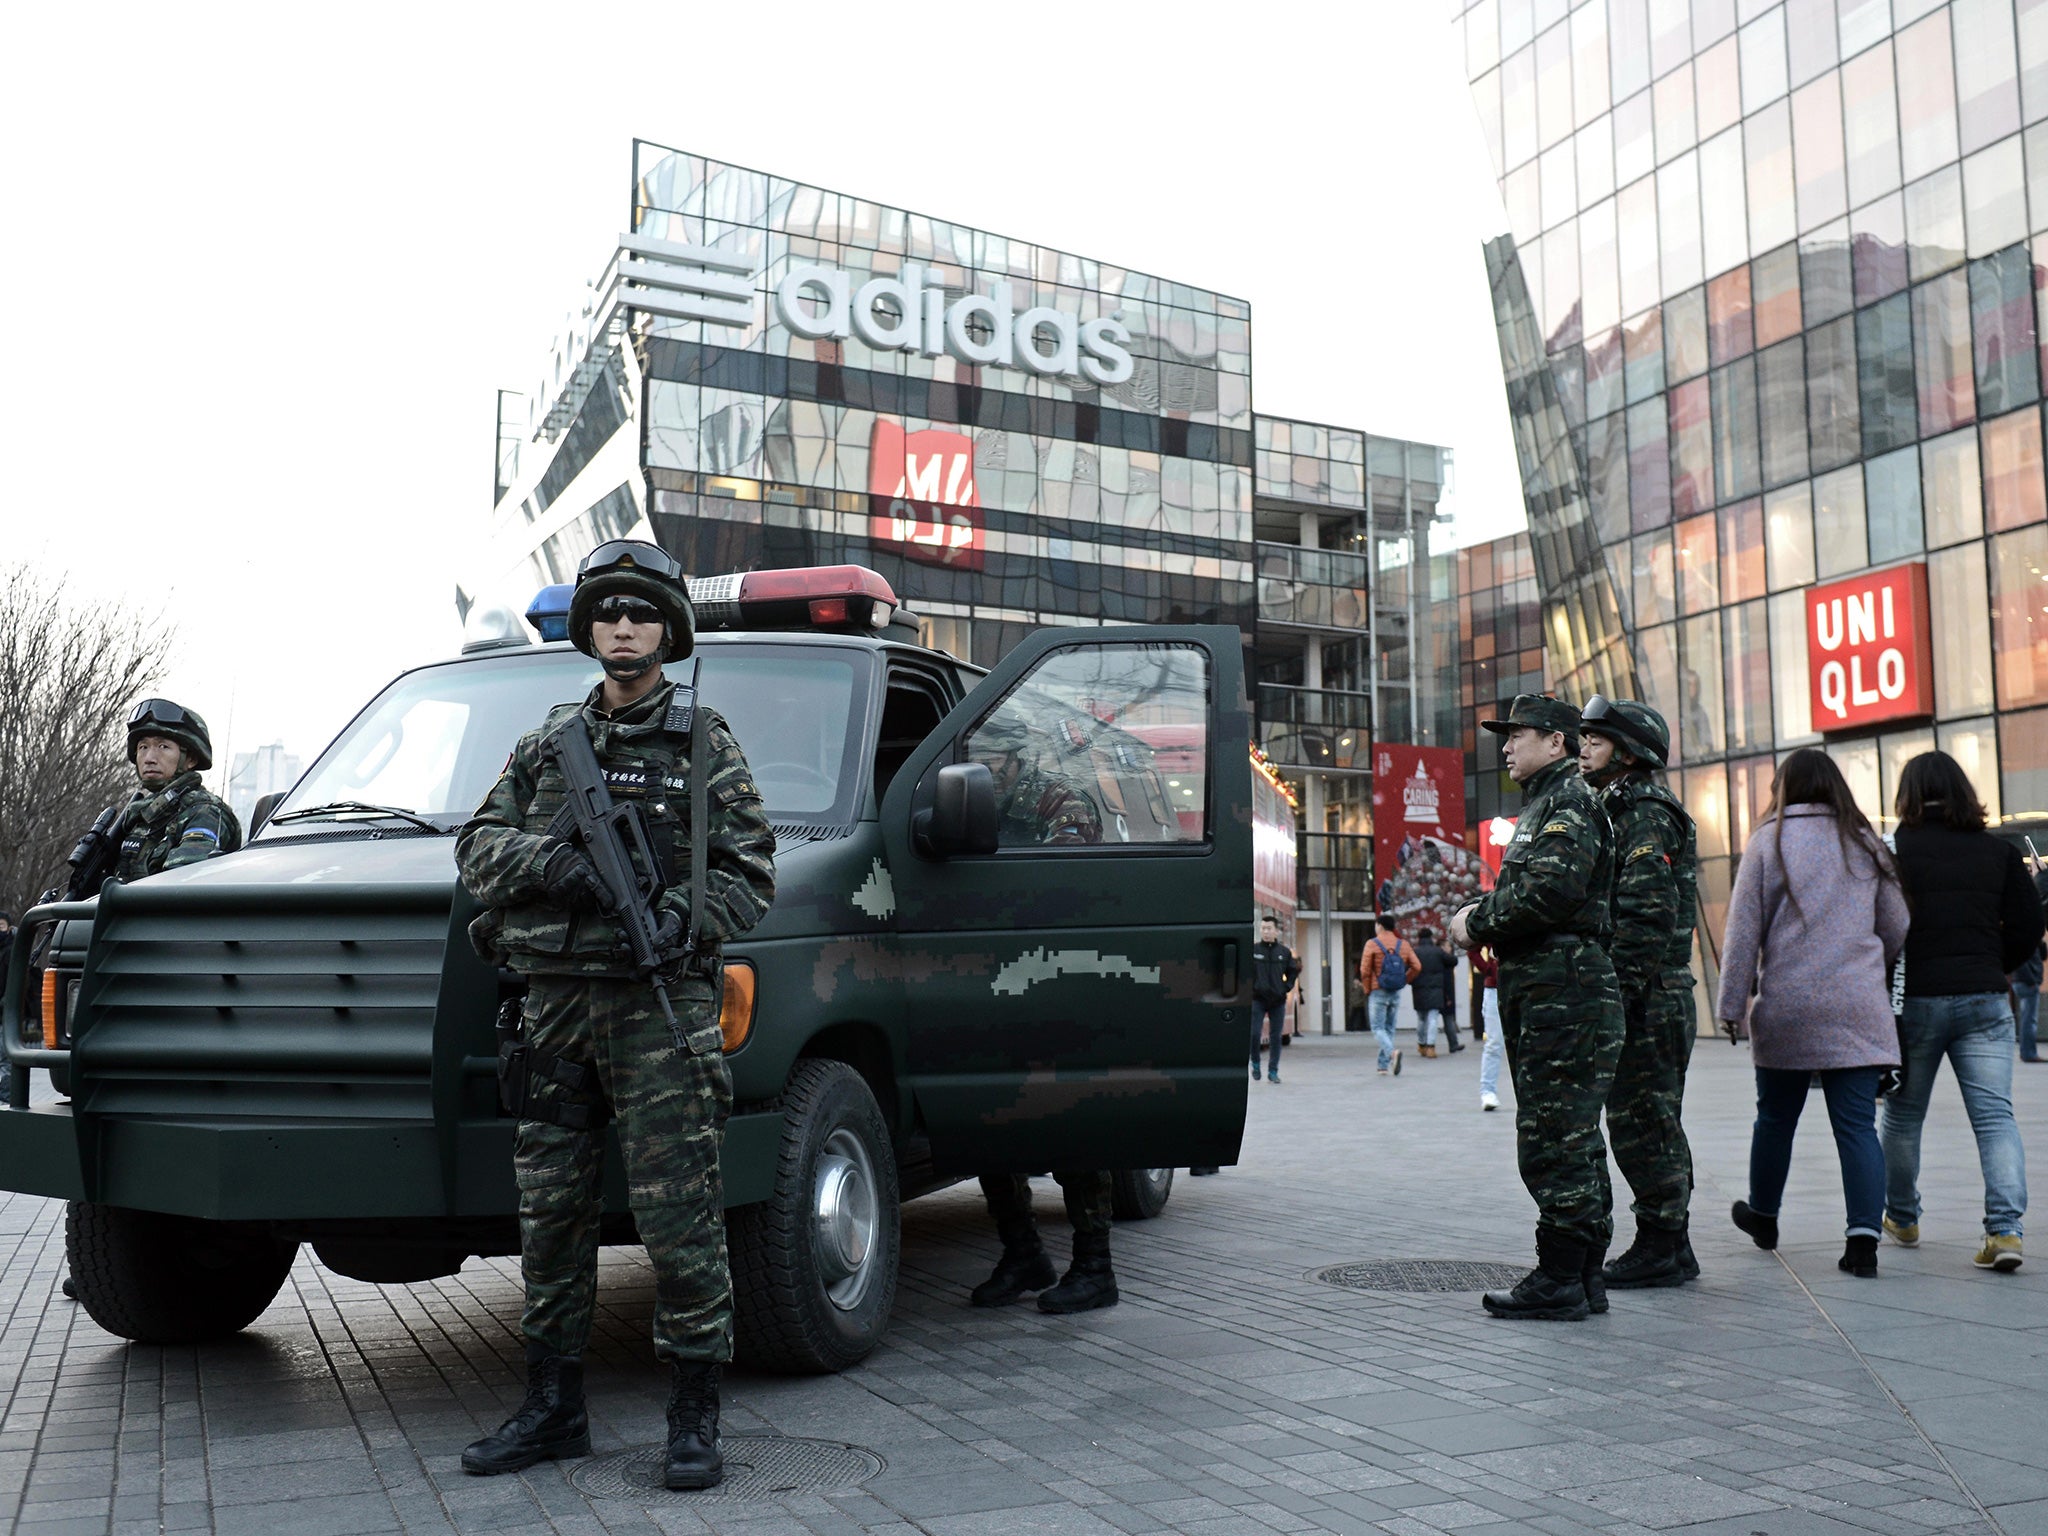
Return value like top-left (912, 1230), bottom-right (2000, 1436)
top-left (568, 539), bottom-right (696, 662)
top-left (126, 699), bottom-right (213, 772)
top-left (1580, 695), bottom-right (1670, 768)
top-left (969, 714), bottom-right (1031, 758)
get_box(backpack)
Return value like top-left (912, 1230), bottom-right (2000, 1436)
top-left (1373, 937), bottom-right (1405, 992)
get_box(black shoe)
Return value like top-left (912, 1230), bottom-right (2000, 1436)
top-left (1038, 1231), bottom-right (1119, 1313)
top-left (1484, 1232), bottom-right (1590, 1321)
top-left (970, 1245), bottom-right (1057, 1307)
top-left (461, 1347), bottom-right (591, 1475)
top-left (1676, 1230), bottom-right (1700, 1282)
top-left (1391, 1050), bottom-right (1402, 1076)
top-left (664, 1361), bottom-right (723, 1490)
top-left (1448, 1042), bottom-right (1466, 1053)
top-left (1603, 1226), bottom-right (1688, 1289)
top-left (60, 1275), bottom-right (76, 1301)
top-left (1731, 1201), bottom-right (1779, 1251)
top-left (1189, 1167), bottom-right (1219, 1176)
top-left (1838, 1234), bottom-right (1878, 1278)
top-left (1581, 1246), bottom-right (1610, 1315)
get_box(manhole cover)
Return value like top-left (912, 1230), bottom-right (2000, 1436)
top-left (568, 1435), bottom-right (884, 1503)
top-left (1315, 1260), bottom-right (1530, 1293)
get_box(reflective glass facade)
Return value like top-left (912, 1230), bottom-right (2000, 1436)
top-left (1462, 0), bottom-right (2048, 905)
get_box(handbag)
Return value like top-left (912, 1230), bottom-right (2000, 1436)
top-left (1878, 832), bottom-right (1906, 1099)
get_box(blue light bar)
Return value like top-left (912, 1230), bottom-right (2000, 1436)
top-left (525, 584), bottom-right (575, 642)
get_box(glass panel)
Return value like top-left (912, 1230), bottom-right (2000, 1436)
top-left (1843, 41), bottom-right (1903, 209)
top-left (1575, 0), bottom-right (1614, 124)
top-left (1638, 622), bottom-right (1685, 761)
top-left (1583, 199), bottom-right (1622, 334)
top-left (1746, 99), bottom-right (1799, 257)
top-left (1660, 154), bottom-right (1704, 292)
top-left (1541, 141), bottom-right (1578, 231)
top-left (1931, 540), bottom-right (1997, 715)
top-left (1631, 394), bottom-right (1675, 529)
top-left (2023, 0), bottom-right (2048, 126)
top-left (1814, 461), bottom-right (1872, 576)
top-left (1786, 0), bottom-right (1840, 86)
top-left (1754, 243), bottom-right (1805, 344)
top-left (1964, 135), bottom-right (2030, 257)
top-left (1616, 87), bottom-right (1657, 186)
top-left (1708, 265), bottom-right (1755, 362)
top-left (1687, 762), bottom-right (1734, 855)
top-left (1857, 290), bottom-right (1919, 454)
top-left (1627, 306), bottom-right (1668, 401)
top-left (1985, 408), bottom-right (2048, 530)
top-left (1955, 0), bottom-right (2024, 154)
top-left (1839, 0), bottom-right (1893, 58)
top-left (1653, 0), bottom-right (1696, 77)
top-left (1770, 587), bottom-right (1819, 742)
top-left (1677, 510), bottom-right (1722, 612)
top-left (1914, 268), bottom-right (1979, 434)
top-left (1828, 738), bottom-right (1883, 822)
top-left (1972, 246), bottom-right (2042, 413)
top-left (1937, 717), bottom-right (2002, 821)
top-left (1896, 10), bottom-right (1961, 181)
top-left (1612, 0), bottom-right (1654, 102)
top-left (1905, 165), bottom-right (1967, 282)
top-left (1766, 480), bottom-right (1818, 589)
top-left (1801, 219), bottom-right (1856, 322)
top-left (1503, 41), bottom-right (1539, 170)
top-left (1634, 528), bottom-right (1678, 625)
top-left (1853, 193), bottom-right (1911, 304)
top-left (1741, 6), bottom-right (1791, 114)
top-left (1590, 323), bottom-right (1628, 418)
top-left (1665, 286), bottom-right (1710, 380)
top-left (967, 642), bottom-right (1211, 847)
top-left (1722, 495), bottom-right (1769, 600)
top-left (1994, 524), bottom-right (2048, 707)
top-left (1730, 753), bottom-right (1779, 849)
top-left (1924, 427), bottom-right (1989, 554)
top-left (1713, 356), bottom-right (1764, 501)
top-left (1726, 598), bottom-right (1775, 751)
top-left (1589, 407), bottom-right (1633, 538)
top-left (1618, 175), bottom-right (1661, 317)
top-left (1759, 334), bottom-right (1812, 486)
top-left (2001, 706), bottom-right (2048, 814)
top-left (1701, 125), bottom-right (1753, 274)
top-left (1881, 727), bottom-right (1939, 823)
top-left (1669, 376), bottom-right (1715, 514)
top-left (1807, 313), bottom-right (1863, 470)
top-left (1698, 34), bottom-right (1744, 137)
top-left (1538, 20), bottom-right (1576, 150)
top-left (1654, 57), bottom-right (1698, 163)
top-left (1866, 443), bottom-right (1927, 561)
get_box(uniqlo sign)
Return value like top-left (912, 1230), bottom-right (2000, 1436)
top-left (1805, 563), bottom-right (1935, 730)
top-left (867, 421), bottom-right (987, 571)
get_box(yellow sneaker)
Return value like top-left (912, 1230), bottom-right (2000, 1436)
top-left (1883, 1216), bottom-right (1919, 1248)
top-left (1973, 1234), bottom-right (2023, 1272)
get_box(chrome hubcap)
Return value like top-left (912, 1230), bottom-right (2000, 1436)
top-left (812, 1128), bottom-right (878, 1311)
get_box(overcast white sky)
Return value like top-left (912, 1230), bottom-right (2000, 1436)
top-left (3, 2), bottom-right (1518, 782)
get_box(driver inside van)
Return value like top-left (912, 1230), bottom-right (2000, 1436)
top-left (969, 716), bottom-right (1102, 846)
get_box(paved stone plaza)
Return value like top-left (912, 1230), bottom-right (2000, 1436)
top-left (2, 1031), bottom-right (2043, 1536)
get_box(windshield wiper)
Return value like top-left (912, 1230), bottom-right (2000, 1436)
top-left (268, 801), bottom-right (447, 833)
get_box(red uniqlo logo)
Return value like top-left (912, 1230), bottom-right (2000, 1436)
top-left (1805, 563), bottom-right (1934, 730)
top-left (868, 421), bottom-right (986, 571)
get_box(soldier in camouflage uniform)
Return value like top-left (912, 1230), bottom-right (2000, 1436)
top-left (964, 714), bottom-right (1117, 1311)
top-left (1448, 695), bottom-right (1625, 1321)
top-left (455, 540), bottom-right (775, 1491)
top-left (114, 700), bottom-right (242, 880)
top-left (1581, 696), bottom-right (1702, 1290)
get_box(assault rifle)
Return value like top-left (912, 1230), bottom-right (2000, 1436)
top-left (39, 803), bottom-right (124, 906)
top-left (542, 718), bottom-right (680, 1036)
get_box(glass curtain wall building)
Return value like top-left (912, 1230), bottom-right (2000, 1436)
top-left (1460, 0), bottom-right (2048, 936)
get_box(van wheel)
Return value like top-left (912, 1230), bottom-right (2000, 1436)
top-left (65, 1201), bottom-right (298, 1344)
top-left (1112, 1168), bottom-right (1174, 1220)
top-left (730, 1059), bottom-right (900, 1374)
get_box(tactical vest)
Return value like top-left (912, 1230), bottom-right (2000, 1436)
top-left (1607, 773), bottom-right (1699, 974)
top-left (1498, 759), bottom-right (1614, 941)
top-left (114, 772), bottom-right (237, 881)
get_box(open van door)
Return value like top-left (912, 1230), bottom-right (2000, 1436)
top-left (879, 627), bottom-right (1251, 1175)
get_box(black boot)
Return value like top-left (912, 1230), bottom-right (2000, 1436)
top-left (664, 1361), bottom-right (724, 1490)
top-left (1731, 1200), bottom-right (1779, 1250)
top-left (1603, 1224), bottom-right (1688, 1289)
top-left (60, 1275), bottom-right (76, 1301)
top-left (1675, 1224), bottom-right (1701, 1282)
top-left (970, 1240), bottom-right (1057, 1306)
top-left (1483, 1231), bottom-right (1590, 1321)
top-left (461, 1345), bottom-right (591, 1475)
top-left (1581, 1244), bottom-right (1610, 1314)
top-left (1838, 1234), bottom-right (1879, 1278)
top-left (1038, 1229), bottom-right (1119, 1313)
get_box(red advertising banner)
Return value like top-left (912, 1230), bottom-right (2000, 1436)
top-left (1805, 563), bottom-right (1934, 731)
top-left (1371, 743), bottom-right (1484, 935)
top-left (868, 420), bottom-right (987, 571)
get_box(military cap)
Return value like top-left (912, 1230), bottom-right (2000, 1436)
top-left (1479, 693), bottom-right (1581, 740)
top-left (1580, 695), bottom-right (1669, 768)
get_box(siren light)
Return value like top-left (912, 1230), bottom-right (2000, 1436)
top-left (687, 565), bottom-right (898, 634)
top-left (525, 584), bottom-right (576, 641)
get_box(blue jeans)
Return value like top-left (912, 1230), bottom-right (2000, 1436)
top-left (1478, 990), bottom-right (1504, 1097)
top-left (1369, 990), bottom-right (1400, 1070)
top-left (1882, 993), bottom-right (2028, 1236)
top-left (1415, 1007), bottom-right (1440, 1047)
top-left (1749, 1066), bottom-right (1886, 1238)
top-left (1250, 999), bottom-right (1286, 1075)
top-left (2016, 987), bottom-right (2040, 1060)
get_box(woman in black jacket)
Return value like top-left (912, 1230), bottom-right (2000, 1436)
top-left (1881, 752), bottom-right (2043, 1272)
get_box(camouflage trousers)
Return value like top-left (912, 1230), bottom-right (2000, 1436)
top-left (1499, 940), bottom-right (1625, 1251)
top-left (1606, 975), bottom-right (1698, 1231)
top-left (515, 972), bottom-right (732, 1365)
top-left (979, 1171), bottom-right (1114, 1249)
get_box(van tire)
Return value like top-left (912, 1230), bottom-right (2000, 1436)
top-left (730, 1059), bottom-right (900, 1374)
top-left (1111, 1168), bottom-right (1174, 1220)
top-left (65, 1201), bottom-right (299, 1344)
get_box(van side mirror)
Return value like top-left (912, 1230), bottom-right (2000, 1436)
top-left (251, 791), bottom-right (285, 836)
top-left (915, 763), bottom-right (999, 858)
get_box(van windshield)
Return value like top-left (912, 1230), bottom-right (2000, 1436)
top-left (261, 644), bottom-right (869, 835)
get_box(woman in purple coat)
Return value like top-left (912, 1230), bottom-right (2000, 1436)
top-left (1716, 749), bottom-right (1910, 1277)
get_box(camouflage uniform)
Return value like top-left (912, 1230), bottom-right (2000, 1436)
top-left (980, 1171), bottom-right (1113, 1243)
top-left (995, 763), bottom-right (1102, 846)
top-left (1600, 772), bottom-right (1699, 1235)
top-left (1465, 731), bottom-right (1625, 1264)
top-left (457, 676), bottom-right (776, 1366)
top-left (112, 771), bottom-right (242, 881)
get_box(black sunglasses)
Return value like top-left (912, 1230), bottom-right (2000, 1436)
top-left (591, 597), bottom-right (664, 626)
top-left (129, 698), bottom-right (197, 730)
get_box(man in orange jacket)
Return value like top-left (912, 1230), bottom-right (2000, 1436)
top-left (1360, 916), bottom-right (1421, 1075)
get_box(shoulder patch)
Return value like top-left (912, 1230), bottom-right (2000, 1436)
top-left (1542, 820), bottom-right (1574, 836)
top-left (1625, 842), bottom-right (1663, 863)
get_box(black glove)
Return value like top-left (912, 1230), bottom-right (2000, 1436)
top-left (651, 907), bottom-right (690, 963)
top-left (541, 844), bottom-right (608, 913)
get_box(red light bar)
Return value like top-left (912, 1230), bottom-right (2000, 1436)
top-left (688, 565), bottom-right (900, 634)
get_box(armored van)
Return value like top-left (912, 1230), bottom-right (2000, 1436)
top-left (4, 565), bottom-right (1253, 1372)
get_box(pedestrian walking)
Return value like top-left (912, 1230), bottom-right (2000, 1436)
top-left (1579, 696), bottom-right (1703, 1291)
top-left (1249, 914), bottom-right (1300, 1083)
top-left (1715, 748), bottom-right (1908, 1278)
top-left (1880, 750), bottom-right (2042, 1272)
top-left (1448, 694), bottom-right (1624, 1321)
top-left (1474, 944), bottom-right (1504, 1111)
top-left (1360, 916), bottom-right (1420, 1075)
top-left (2014, 938), bottom-right (2044, 1066)
top-left (1409, 928), bottom-right (1454, 1058)
top-left (970, 1173), bottom-right (1120, 1312)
